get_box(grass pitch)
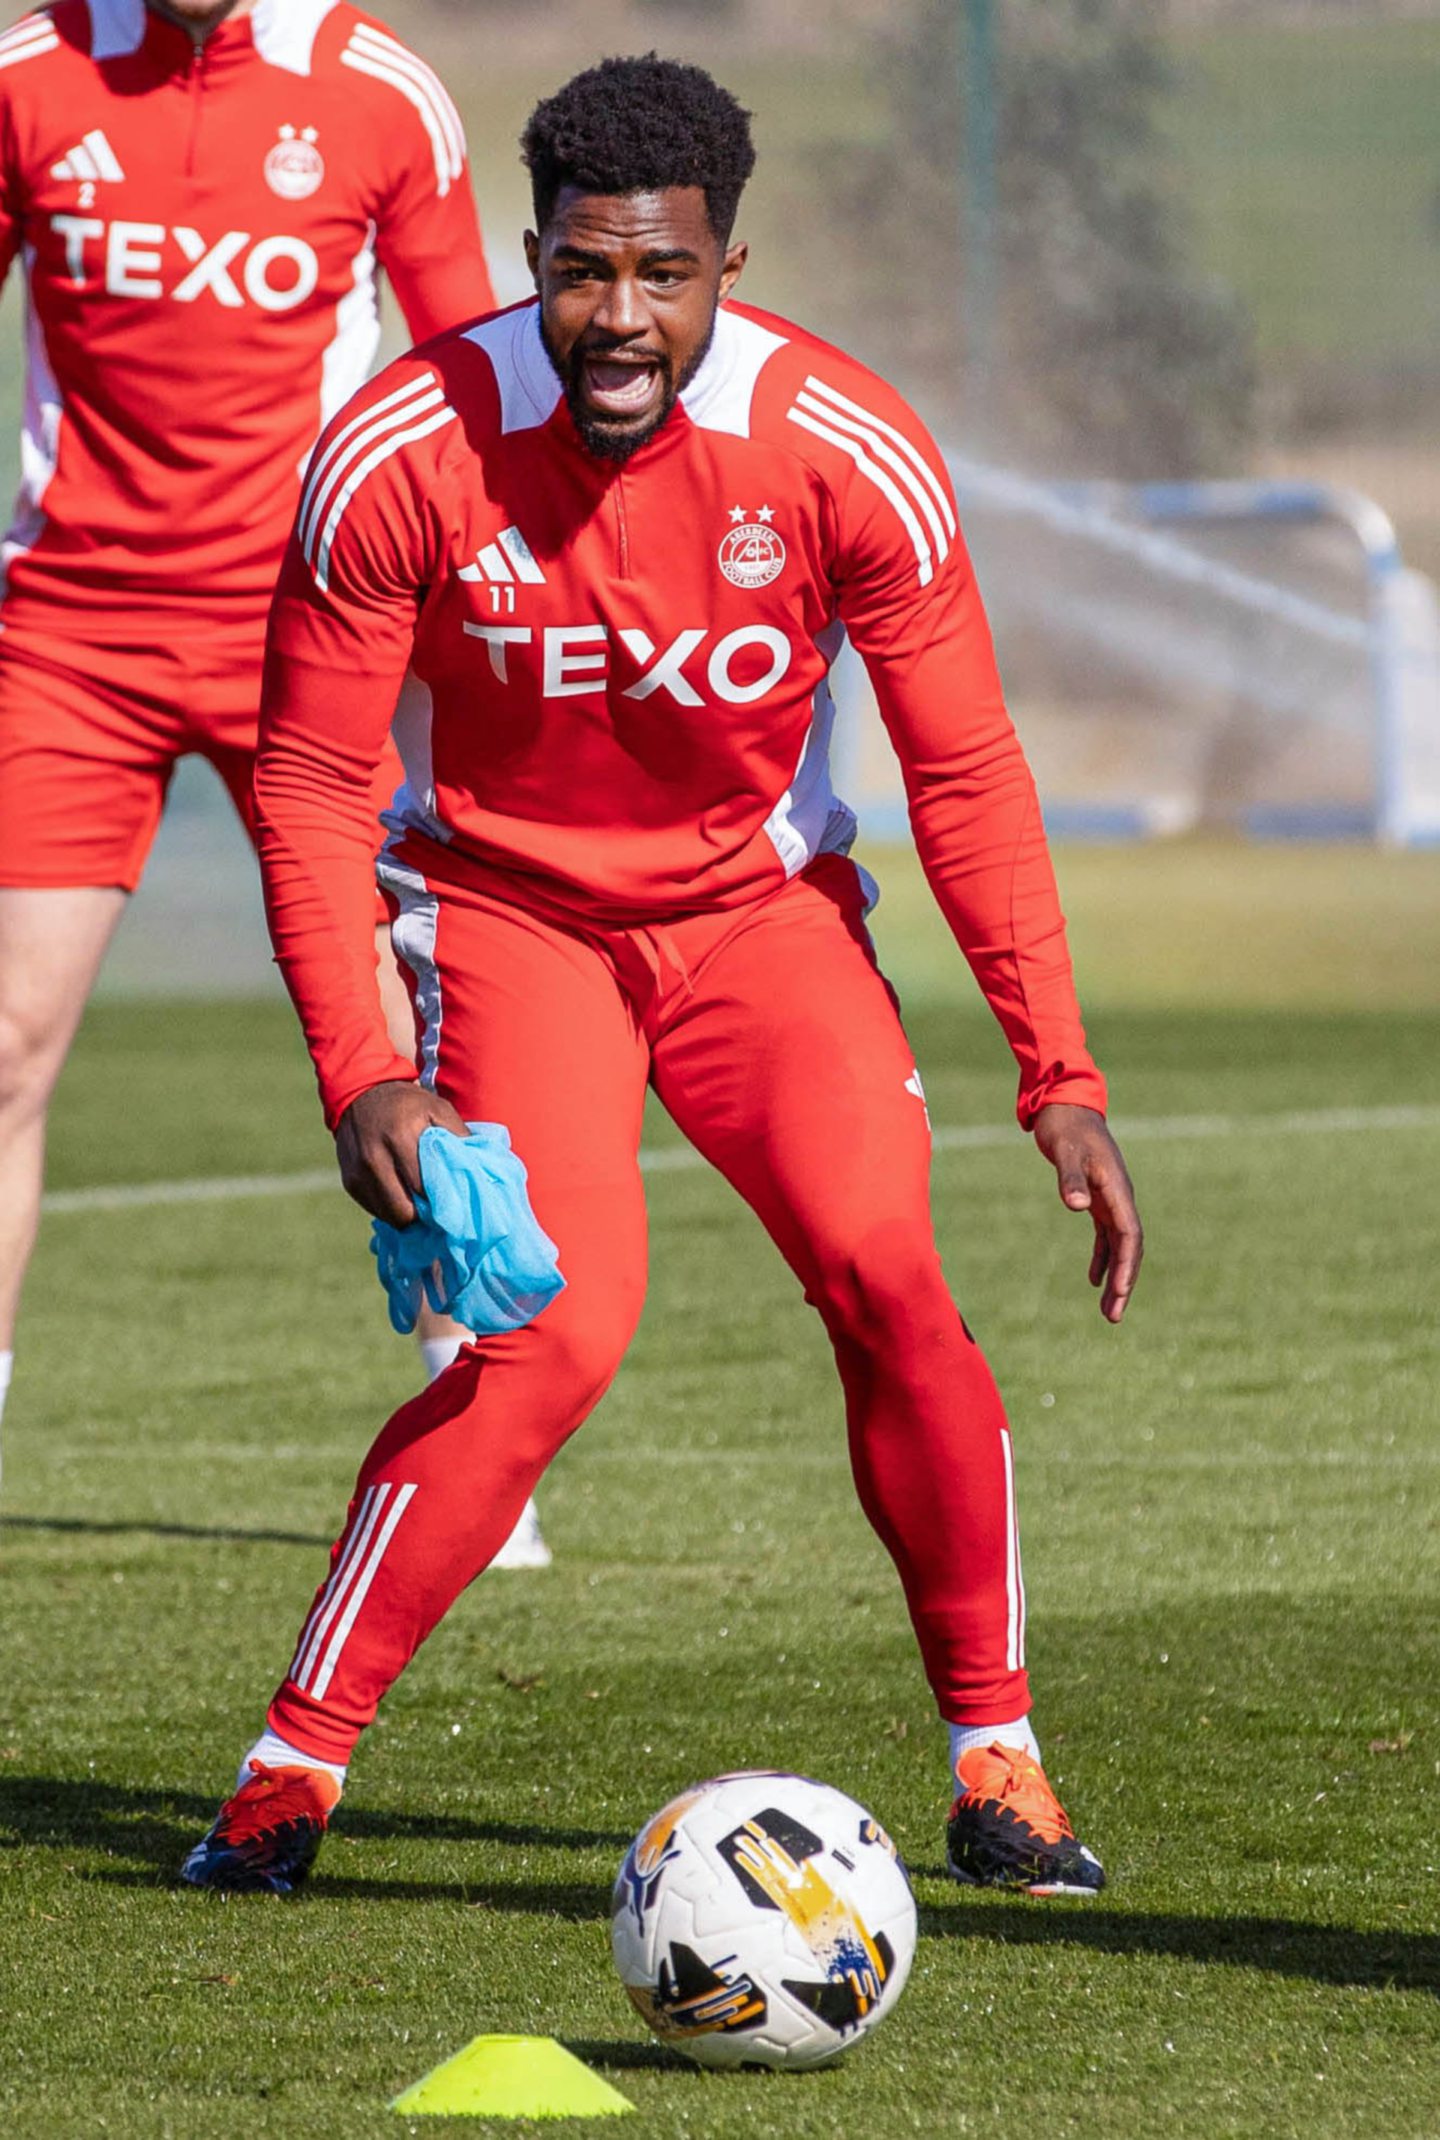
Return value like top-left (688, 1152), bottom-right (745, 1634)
top-left (1, 844), bottom-right (1437, 2139)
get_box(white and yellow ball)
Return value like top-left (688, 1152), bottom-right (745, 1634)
top-left (611, 1771), bottom-right (917, 2071)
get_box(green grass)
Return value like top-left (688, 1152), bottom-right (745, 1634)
top-left (2, 844), bottom-right (1438, 2138)
top-left (866, 837), bottom-right (1440, 1015)
top-left (1163, 17), bottom-right (1440, 375)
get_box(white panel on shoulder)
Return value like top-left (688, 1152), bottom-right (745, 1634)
top-left (85, 0), bottom-right (144, 61)
top-left (463, 304), bottom-right (563, 437)
top-left (252, 0), bottom-right (340, 77)
top-left (680, 305), bottom-right (788, 439)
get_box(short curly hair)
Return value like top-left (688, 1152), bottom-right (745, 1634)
top-left (521, 55), bottom-right (756, 243)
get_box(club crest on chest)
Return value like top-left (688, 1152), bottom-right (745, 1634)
top-left (719, 505), bottom-right (785, 589)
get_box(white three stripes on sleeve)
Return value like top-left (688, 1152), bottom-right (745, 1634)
top-left (297, 371), bottom-right (458, 593)
top-left (0, 14), bottom-right (59, 69)
top-left (289, 1481), bottom-right (419, 1701)
top-left (786, 373), bottom-right (956, 588)
top-left (341, 24), bottom-right (466, 197)
top-left (299, 373), bottom-right (442, 554)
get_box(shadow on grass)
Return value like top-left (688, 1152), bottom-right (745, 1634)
top-left (345, 1808), bottom-right (632, 1853)
top-left (1, 1513), bottom-right (327, 1548)
top-left (562, 2038), bottom-right (824, 2083)
top-left (918, 1891), bottom-right (1439, 1997)
top-left (560, 2038), bottom-right (701, 2076)
top-left (95, 1865), bottom-right (612, 1916)
top-left (9, 1777), bottom-right (1435, 1997)
top-left (0, 1775), bottom-right (629, 1872)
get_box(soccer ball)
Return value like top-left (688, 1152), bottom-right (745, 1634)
top-left (610, 1771), bottom-right (917, 2071)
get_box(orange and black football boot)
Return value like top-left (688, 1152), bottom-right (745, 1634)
top-left (180, 1762), bottom-right (341, 1894)
top-left (946, 1743), bottom-right (1105, 1896)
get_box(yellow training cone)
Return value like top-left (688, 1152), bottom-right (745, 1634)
top-left (391, 2034), bottom-right (634, 2119)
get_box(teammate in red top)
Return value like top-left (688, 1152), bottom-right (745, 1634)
top-left (0, 0), bottom-right (528, 1524)
top-left (182, 57), bottom-right (1144, 1900)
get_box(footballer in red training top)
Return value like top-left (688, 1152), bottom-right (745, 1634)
top-left (0, 0), bottom-right (489, 641)
top-left (181, 56), bottom-right (1143, 1904)
top-left (0, 0), bottom-right (494, 1455)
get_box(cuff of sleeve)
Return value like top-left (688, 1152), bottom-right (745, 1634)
top-left (1017, 1066), bottom-right (1109, 1133)
top-left (322, 1055), bottom-right (421, 1136)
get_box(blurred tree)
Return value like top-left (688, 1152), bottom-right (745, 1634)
top-left (821, 0), bottom-right (1255, 475)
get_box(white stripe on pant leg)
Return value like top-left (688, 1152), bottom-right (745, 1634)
top-left (292, 1484), bottom-right (390, 1692)
top-left (1013, 1456), bottom-right (1028, 1671)
top-left (1000, 1427), bottom-right (1022, 1674)
top-left (289, 1484), bottom-right (379, 1683)
top-left (309, 1483), bottom-right (418, 1701)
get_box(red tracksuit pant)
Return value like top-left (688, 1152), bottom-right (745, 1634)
top-left (268, 851), bottom-right (1029, 1762)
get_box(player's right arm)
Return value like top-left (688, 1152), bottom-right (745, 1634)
top-left (256, 360), bottom-right (466, 1218)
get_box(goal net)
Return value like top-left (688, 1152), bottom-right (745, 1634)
top-left (836, 461), bottom-right (1440, 848)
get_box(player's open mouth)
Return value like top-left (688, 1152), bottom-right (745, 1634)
top-left (582, 354), bottom-right (663, 419)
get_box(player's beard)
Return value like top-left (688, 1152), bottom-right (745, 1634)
top-left (540, 317), bottom-right (716, 465)
top-left (144, 0), bottom-right (251, 34)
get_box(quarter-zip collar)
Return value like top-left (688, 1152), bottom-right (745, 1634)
top-left (137, 2), bottom-right (259, 79)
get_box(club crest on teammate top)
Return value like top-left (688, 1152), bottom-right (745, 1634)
top-left (719, 505), bottom-right (786, 588)
top-left (266, 125), bottom-right (325, 202)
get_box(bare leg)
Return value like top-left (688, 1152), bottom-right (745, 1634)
top-left (0, 886), bottom-right (129, 1351)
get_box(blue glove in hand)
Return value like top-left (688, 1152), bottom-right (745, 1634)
top-left (370, 1122), bottom-right (565, 1338)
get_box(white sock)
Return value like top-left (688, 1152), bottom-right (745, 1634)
top-left (418, 1331), bottom-right (548, 1562)
top-left (0, 1351), bottom-right (12, 1491)
top-left (238, 1729), bottom-right (347, 1794)
top-left (419, 1332), bottom-right (467, 1383)
top-left (949, 1715), bottom-right (1041, 1781)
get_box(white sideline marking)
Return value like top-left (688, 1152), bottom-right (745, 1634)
top-left (38, 1103), bottom-right (1440, 1219)
top-left (43, 1169), bottom-right (338, 1214)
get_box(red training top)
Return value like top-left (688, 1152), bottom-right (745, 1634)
top-left (258, 297), bottom-right (1108, 1132)
top-left (0, 0), bottom-right (493, 637)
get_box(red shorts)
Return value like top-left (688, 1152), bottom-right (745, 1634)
top-left (0, 623), bottom-right (401, 894)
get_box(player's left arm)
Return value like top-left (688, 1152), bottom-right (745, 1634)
top-left (366, 36), bottom-right (495, 341)
top-left (0, 81), bottom-right (24, 297)
top-left (828, 386), bottom-right (1143, 1320)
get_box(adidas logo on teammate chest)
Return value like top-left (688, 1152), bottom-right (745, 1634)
top-left (50, 129), bottom-right (125, 185)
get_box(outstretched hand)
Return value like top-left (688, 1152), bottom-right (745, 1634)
top-left (1032, 1103), bottom-right (1144, 1324)
top-left (334, 1080), bottom-right (469, 1226)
